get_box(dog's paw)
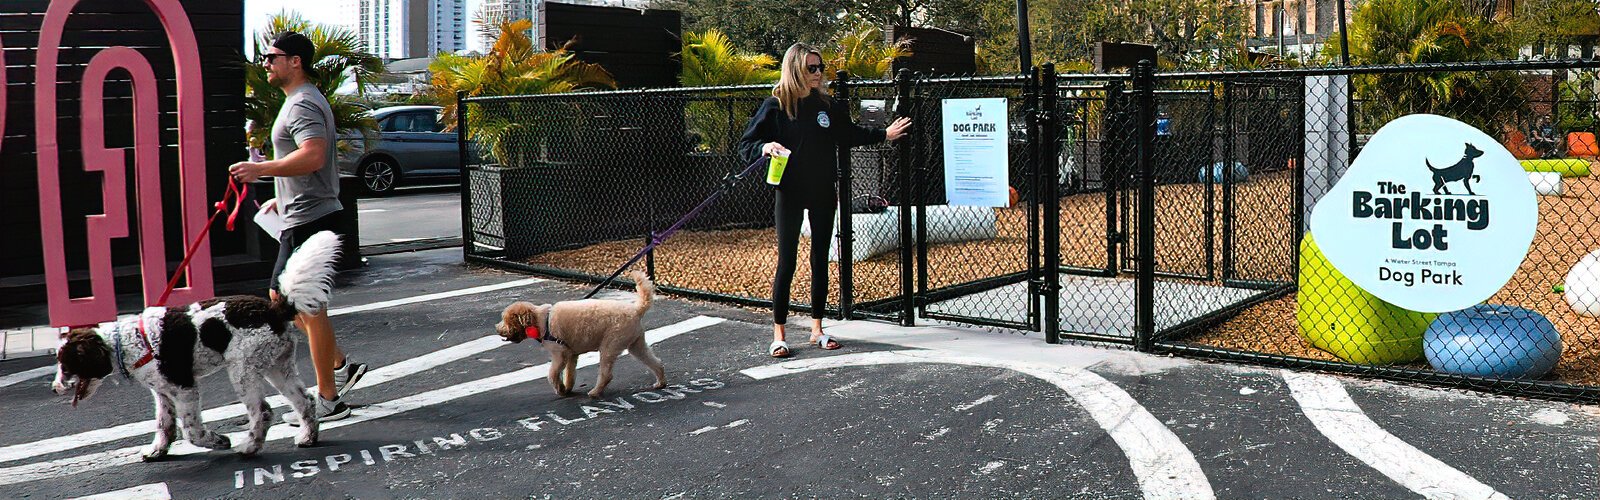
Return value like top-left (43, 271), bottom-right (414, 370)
top-left (141, 446), bottom-right (170, 462)
top-left (652, 381), bottom-right (667, 390)
top-left (296, 430), bottom-right (319, 448)
top-left (195, 433), bottom-right (232, 451)
top-left (237, 441), bottom-right (263, 457)
top-left (586, 389), bottom-right (605, 399)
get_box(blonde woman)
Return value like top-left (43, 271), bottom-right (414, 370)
top-left (737, 43), bottom-right (912, 358)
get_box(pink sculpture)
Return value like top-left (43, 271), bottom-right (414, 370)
top-left (35, 0), bottom-right (211, 327)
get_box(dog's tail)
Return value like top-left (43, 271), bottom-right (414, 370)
top-left (1425, 158), bottom-right (1443, 172)
top-left (275, 231), bottom-right (342, 316)
top-left (629, 270), bottom-right (654, 315)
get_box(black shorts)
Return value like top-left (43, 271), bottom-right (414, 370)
top-left (270, 211), bottom-right (343, 293)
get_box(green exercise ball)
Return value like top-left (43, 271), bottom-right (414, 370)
top-left (1297, 233), bottom-right (1437, 365)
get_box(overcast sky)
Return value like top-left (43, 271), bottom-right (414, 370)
top-left (244, 0), bottom-right (487, 56)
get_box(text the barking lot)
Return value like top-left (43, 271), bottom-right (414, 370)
top-left (234, 378), bottom-right (727, 489)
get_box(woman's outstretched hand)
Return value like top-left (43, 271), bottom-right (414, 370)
top-left (886, 117), bottom-right (912, 141)
top-left (762, 142), bottom-right (790, 157)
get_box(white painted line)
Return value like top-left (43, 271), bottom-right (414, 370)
top-left (688, 426), bottom-right (717, 436)
top-left (922, 427), bottom-right (950, 441)
top-left (701, 402), bottom-right (726, 408)
top-left (70, 482), bottom-right (170, 500)
top-left (1283, 371), bottom-right (1511, 500)
top-left (0, 335), bottom-right (510, 465)
top-left (723, 419), bottom-right (749, 429)
top-left (328, 277), bottom-right (543, 317)
top-left (0, 366), bottom-right (56, 389)
top-left (954, 394), bottom-right (996, 412)
top-left (0, 316), bottom-right (723, 486)
top-left (357, 209), bottom-right (388, 213)
top-left (741, 350), bottom-right (1214, 500)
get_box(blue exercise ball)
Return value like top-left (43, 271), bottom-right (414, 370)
top-left (1424, 305), bottom-right (1563, 379)
top-left (1199, 161), bottom-right (1249, 184)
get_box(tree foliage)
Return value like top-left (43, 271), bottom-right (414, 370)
top-left (245, 13), bottom-right (384, 154)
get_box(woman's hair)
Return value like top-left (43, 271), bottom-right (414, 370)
top-left (773, 43), bottom-right (828, 119)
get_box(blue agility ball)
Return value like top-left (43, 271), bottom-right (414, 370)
top-left (1424, 305), bottom-right (1562, 379)
top-left (1199, 161), bottom-right (1249, 184)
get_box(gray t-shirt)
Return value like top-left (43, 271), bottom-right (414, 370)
top-left (272, 83), bottom-right (343, 228)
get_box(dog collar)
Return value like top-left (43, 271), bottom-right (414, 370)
top-left (131, 314), bottom-right (157, 369)
top-left (525, 312), bottom-right (565, 347)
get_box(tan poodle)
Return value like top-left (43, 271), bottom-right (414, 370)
top-left (495, 271), bottom-right (665, 398)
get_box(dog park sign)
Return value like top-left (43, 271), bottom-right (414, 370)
top-left (1310, 114), bottom-right (1537, 313)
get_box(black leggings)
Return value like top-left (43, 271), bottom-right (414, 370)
top-left (772, 187), bottom-right (835, 325)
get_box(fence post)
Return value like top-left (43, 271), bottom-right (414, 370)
top-left (835, 71), bottom-right (855, 321)
top-left (1040, 64), bottom-right (1061, 344)
top-left (1133, 60), bottom-right (1157, 352)
top-left (1024, 66), bottom-right (1042, 331)
top-left (894, 68), bottom-right (916, 326)
top-left (457, 90), bottom-right (473, 262)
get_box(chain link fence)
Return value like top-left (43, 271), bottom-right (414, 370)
top-left (459, 59), bottom-right (1600, 403)
top-left (1151, 60), bottom-right (1600, 403)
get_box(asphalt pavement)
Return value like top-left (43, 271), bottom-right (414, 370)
top-left (0, 247), bottom-right (1595, 499)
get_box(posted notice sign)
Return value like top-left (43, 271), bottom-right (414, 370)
top-left (1308, 114), bottom-right (1537, 313)
top-left (942, 97), bottom-right (1009, 207)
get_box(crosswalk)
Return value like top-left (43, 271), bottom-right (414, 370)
top-left (0, 276), bottom-right (1590, 498)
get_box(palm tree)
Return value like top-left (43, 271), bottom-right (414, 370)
top-left (824, 25), bottom-right (908, 80)
top-left (679, 29), bottom-right (780, 86)
top-left (1332, 0), bottom-right (1526, 135)
top-left (678, 29), bottom-right (779, 155)
top-left (245, 13), bottom-right (384, 156)
top-left (429, 19), bottom-right (616, 166)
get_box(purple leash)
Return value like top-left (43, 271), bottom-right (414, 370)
top-left (582, 156), bottom-right (770, 299)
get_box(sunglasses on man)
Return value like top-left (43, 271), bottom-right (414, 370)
top-left (806, 63), bottom-right (826, 74)
top-left (261, 53), bottom-right (292, 64)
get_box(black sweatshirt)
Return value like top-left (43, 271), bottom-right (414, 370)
top-left (738, 91), bottom-right (887, 193)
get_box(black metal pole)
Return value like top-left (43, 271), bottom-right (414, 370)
top-left (895, 68), bottom-right (916, 326)
top-left (1040, 63), bottom-right (1061, 344)
top-left (1134, 60), bottom-right (1157, 352)
top-left (835, 71), bottom-right (855, 321)
top-left (456, 90), bottom-right (473, 262)
top-left (1017, 0), bottom-right (1032, 72)
top-left (1337, 0), bottom-right (1350, 66)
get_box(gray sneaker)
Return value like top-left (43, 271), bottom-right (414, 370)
top-left (284, 394), bottom-right (351, 426)
top-left (332, 359), bottom-right (368, 398)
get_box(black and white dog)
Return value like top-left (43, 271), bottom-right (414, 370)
top-left (52, 231), bottom-right (342, 459)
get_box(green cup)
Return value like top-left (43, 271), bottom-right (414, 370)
top-left (766, 151), bottom-right (789, 185)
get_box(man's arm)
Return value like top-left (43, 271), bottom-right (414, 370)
top-left (229, 138), bottom-right (328, 183)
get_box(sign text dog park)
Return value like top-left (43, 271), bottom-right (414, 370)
top-left (941, 98), bottom-right (1010, 207)
top-left (1310, 114), bottom-right (1537, 313)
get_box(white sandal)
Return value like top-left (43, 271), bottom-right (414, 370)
top-left (811, 334), bottom-right (841, 350)
top-left (769, 340), bottom-right (791, 358)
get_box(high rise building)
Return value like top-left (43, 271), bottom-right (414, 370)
top-left (340, 0), bottom-right (466, 60)
top-left (474, 0), bottom-right (649, 52)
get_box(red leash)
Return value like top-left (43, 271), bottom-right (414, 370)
top-left (130, 177), bottom-right (250, 369)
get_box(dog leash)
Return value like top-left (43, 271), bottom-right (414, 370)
top-left (127, 176), bottom-right (251, 369)
top-left (582, 156), bottom-right (769, 299)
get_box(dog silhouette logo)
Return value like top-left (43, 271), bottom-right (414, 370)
top-left (1425, 142), bottom-right (1485, 195)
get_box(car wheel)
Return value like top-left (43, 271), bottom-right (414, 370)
top-left (361, 158), bottom-right (400, 195)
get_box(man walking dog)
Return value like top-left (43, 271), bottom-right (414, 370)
top-left (230, 31), bottom-right (367, 422)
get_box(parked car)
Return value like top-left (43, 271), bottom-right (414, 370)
top-left (337, 105), bottom-right (460, 195)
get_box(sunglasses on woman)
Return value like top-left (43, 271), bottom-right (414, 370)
top-left (805, 63), bottom-right (826, 74)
